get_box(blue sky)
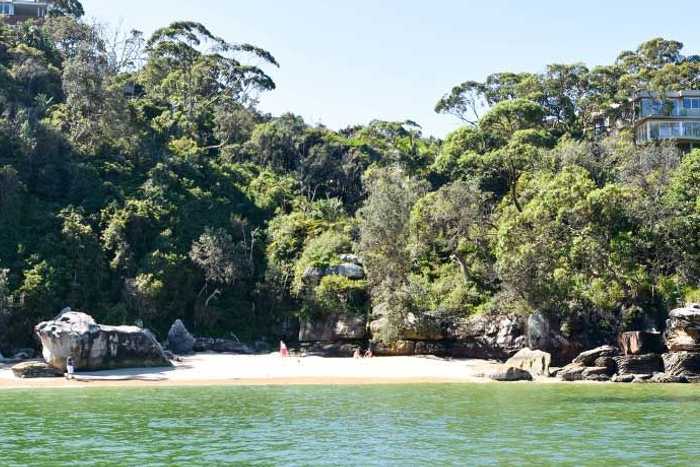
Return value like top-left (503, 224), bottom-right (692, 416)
top-left (81, 0), bottom-right (700, 137)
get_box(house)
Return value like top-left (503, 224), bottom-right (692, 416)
top-left (634, 91), bottom-right (700, 151)
top-left (0, 0), bottom-right (51, 23)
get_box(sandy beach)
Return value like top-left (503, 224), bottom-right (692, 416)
top-left (0, 353), bottom-right (515, 389)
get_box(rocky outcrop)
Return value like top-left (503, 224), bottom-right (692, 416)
top-left (193, 337), bottom-right (253, 354)
top-left (526, 311), bottom-right (581, 365)
top-left (167, 320), bottom-right (195, 355)
top-left (302, 255), bottom-right (366, 283)
top-left (664, 304), bottom-right (700, 352)
top-left (613, 354), bottom-right (663, 376)
top-left (487, 366), bottom-right (533, 381)
top-left (299, 312), bottom-right (368, 342)
top-left (649, 372), bottom-right (688, 384)
top-left (448, 313), bottom-right (526, 360)
top-left (662, 351), bottom-right (700, 378)
top-left (557, 346), bottom-right (619, 381)
top-left (505, 348), bottom-right (551, 376)
top-left (35, 309), bottom-right (172, 371)
top-left (11, 361), bottom-right (63, 378)
top-left (573, 345), bottom-right (618, 366)
top-left (618, 331), bottom-right (663, 355)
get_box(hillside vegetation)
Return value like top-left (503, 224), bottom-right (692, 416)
top-left (2, 5), bottom-right (700, 349)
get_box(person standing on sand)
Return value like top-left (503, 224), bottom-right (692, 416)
top-left (65, 356), bottom-right (75, 380)
top-left (279, 340), bottom-right (289, 357)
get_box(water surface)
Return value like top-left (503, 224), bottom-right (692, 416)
top-left (1, 383), bottom-right (699, 465)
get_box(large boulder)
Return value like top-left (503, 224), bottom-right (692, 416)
top-left (487, 366), bottom-right (533, 382)
top-left (35, 309), bottom-right (172, 371)
top-left (662, 351), bottom-right (700, 377)
top-left (167, 319), bottom-right (195, 355)
top-left (573, 345), bottom-right (618, 366)
top-left (11, 361), bottom-right (63, 378)
top-left (664, 304), bottom-right (700, 352)
top-left (618, 331), bottom-right (663, 356)
top-left (505, 348), bottom-right (551, 376)
top-left (299, 312), bottom-right (368, 342)
top-left (613, 354), bottom-right (663, 376)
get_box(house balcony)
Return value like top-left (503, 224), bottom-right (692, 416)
top-left (0, 1), bottom-right (50, 23)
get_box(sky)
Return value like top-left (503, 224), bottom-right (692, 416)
top-left (80, 0), bottom-right (700, 138)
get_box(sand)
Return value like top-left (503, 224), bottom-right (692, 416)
top-left (0, 353), bottom-right (513, 389)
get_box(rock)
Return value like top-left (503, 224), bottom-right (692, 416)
top-left (573, 345), bottom-right (618, 366)
top-left (632, 374), bottom-right (653, 383)
top-left (662, 351), bottom-right (700, 377)
top-left (414, 341), bottom-right (448, 355)
top-left (302, 262), bottom-right (366, 282)
top-left (448, 313), bottom-right (526, 360)
top-left (11, 361), bottom-right (63, 378)
top-left (612, 374), bottom-right (635, 383)
top-left (526, 311), bottom-right (581, 365)
top-left (582, 366), bottom-right (612, 378)
top-left (649, 372), bottom-right (688, 384)
top-left (193, 337), bottom-right (254, 354)
top-left (299, 312), bottom-right (368, 342)
top-left (593, 356), bottom-right (617, 373)
top-left (664, 304), bottom-right (700, 352)
top-left (613, 354), bottom-right (663, 376)
top-left (163, 350), bottom-right (182, 362)
top-left (339, 254), bottom-right (362, 265)
top-left (618, 331), bottom-right (663, 355)
top-left (488, 366), bottom-right (533, 382)
top-left (327, 263), bottom-right (365, 280)
top-left (585, 374), bottom-right (611, 382)
top-left (375, 340), bottom-right (415, 356)
top-left (167, 320), bottom-right (195, 355)
top-left (505, 348), bottom-right (551, 376)
top-left (558, 363), bottom-right (586, 381)
top-left (35, 309), bottom-right (172, 371)
top-left (299, 342), bottom-right (357, 357)
top-left (0, 350), bottom-right (4, 362)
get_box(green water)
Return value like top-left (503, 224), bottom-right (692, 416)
top-left (1, 384), bottom-right (700, 466)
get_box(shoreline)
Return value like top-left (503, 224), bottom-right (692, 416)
top-left (0, 353), bottom-right (566, 390)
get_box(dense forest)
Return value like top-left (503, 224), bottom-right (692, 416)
top-left (2, 2), bottom-right (700, 351)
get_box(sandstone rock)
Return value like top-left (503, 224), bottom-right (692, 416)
top-left (613, 354), bottom-right (662, 376)
top-left (488, 366), bottom-right (533, 381)
top-left (582, 366), bottom-right (612, 378)
top-left (662, 351), bottom-right (700, 377)
top-left (167, 320), bottom-right (195, 355)
top-left (573, 345), bottom-right (618, 366)
top-left (0, 350), bottom-right (4, 362)
top-left (649, 372), bottom-right (688, 384)
top-left (632, 374), bottom-right (653, 383)
top-left (618, 331), bottom-right (663, 355)
top-left (593, 356), bottom-right (617, 373)
top-left (35, 310), bottom-right (172, 371)
top-left (193, 337), bottom-right (254, 354)
top-left (664, 304), bottom-right (700, 352)
top-left (505, 348), bottom-right (551, 376)
top-left (526, 311), bottom-right (581, 365)
top-left (12, 348), bottom-right (35, 360)
top-left (558, 363), bottom-right (586, 381)
top-left (448, 313), bottom-right (526, 360)
top-left (302, 262), bottom-right (366, 282)
top-left (374, 340), bottom-right (415, 356)
top-left (585, 374), bottom-right (611, 382)
top-left (11, 361), bottom-right (63, 378)
top-left (299, 312), bottom-right (367, 342)
top-left (612, 374), bottom-right (635, 383)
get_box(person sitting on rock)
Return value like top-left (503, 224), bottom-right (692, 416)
top-left (65, 356), bottom-right (75, 380)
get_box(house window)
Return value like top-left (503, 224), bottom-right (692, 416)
top-left (0, 3), bottom-right (13, 15)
